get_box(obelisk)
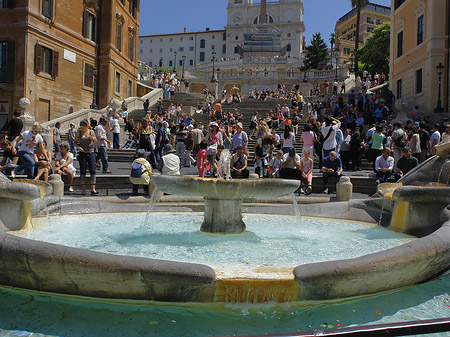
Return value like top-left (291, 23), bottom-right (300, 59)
top-left (260, 0), bottom-right (267, 24)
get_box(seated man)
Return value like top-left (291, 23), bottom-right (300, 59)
top-left (157, 144), bottom-right (180, 175)
top-left (322, 151), bottom-right (343, 194)
top-left (230, 146), bottom-right (249, 179)
top-left (279, 148), bottom-right (302, 180)
top-left (375, 147), bottom-right (395, 184)
top-left (130, 149), bottom-right (153, 195)
top-left (0, 138), bottom-right (20, 177)
top-left (396, 147), bottom-right (419, 180)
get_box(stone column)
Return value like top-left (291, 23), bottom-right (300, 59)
top-left (201, 198), bottom-right (246, 234)
top-left (19, 98), bottom-right (34, 131)
top-left (260, 0), bottom-right (267, 24)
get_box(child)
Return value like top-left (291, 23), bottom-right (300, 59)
top-left (300, 149), bottom-right (313, 195)
top-left (197, 141), bottom-right (208, 178)
top-left (268, 150), bottom-right (283, 178)
top-left (123, 133), bottom-right (136, 149)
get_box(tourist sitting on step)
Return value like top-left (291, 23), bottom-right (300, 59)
top-left (395, 147), bottom-right (418, 181)
top-left (375, 147), bottom-right (394, 185)
top-left (0, 138), bottom-right (20, 178)
top-left (279, 148), bottom-right (302, 181)
top-left (321, 151), bottom-right (343, 194)
top-left (130, 149), bottom-right (153, 195)
top-left (268, 150), bottom-right (283, 178)
top-left (254, 135), bottom-right (274, 178)
top-left (230, 146), bottom-right (249, 179)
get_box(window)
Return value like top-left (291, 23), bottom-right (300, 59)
top-left (160, 48), bottom-right (163, 53)
top-left (417, 15), bottom-right (424, 45)
top-left (42, 0), bottom-right (53, 19)
top-left (116, 24), bottom-right (122, 51)
top-left (149, 61), bottom-right (152, 67)
top-left (396, 79), bottom-right (402, 99)
top-left (200, 39), bottom-right (205, 48)
top-left (35, 44), bottom-right (58, 77)
top-left (180, 37), bottom-right (183, 41)
top-left (235, 36), bottom-right (239, 40)
top-left (189, 46), bottom-right (194, 51)
top-left (416, 69), bottom-right (423, 94)
top-left (0, 41), bottom-right (14, 83)
top-left (222, 44), bottom-right (226, 54)
top-left (129, 35), bottom-right (134, 61)
top-left (199, 52), bottom-right (205, 62)
top-left (84, 63), bottom-right (94, 88)
top-left (169, 48), bottom-right (173, 52)
top-left (160, 38), bottom-right (163, 42)
top-left (344, 47), bottom-right (351, 55)
top-left (367, 17), bottom-right (374, 24)
top-left (169, 60), bottom-right (173, 67)
top-left (189, 37), bottom-right (194, 41)
top-left (234, 46), bottom-right (239, 54)
top-left (139, 50), bottom-right (142, 54)
top-left (189, 59), bottom-right (193, 66)
top-left (211, 45), bottom-right (215, 50)
top-left (128, 80), bottom-right (132, 97)
top-left (376, 19), bottom-right (381, 25)
top-left (223, 32), bottom-right (226, 41)
top-left (287, 43), bottom-right (291, 52)
top-left (212, 35), bottom-right (215, 40)
top-left (129, 0), bottom-right (137, 18)
top-left (397, 31), bottom-right (403, 58)
top-left (0, 0), bottom-right (14, 8)
top-left (367, 27), bottom-right (374, 33)
top-left (178, 47), bottom-right (184, 52)
top-left (394, 0), bottom-right (406, 10)
top-left (170, 38), bottom-right (173, 42)
top-left (82, 11), bottom-right (97, 42)
top-left (149, 49), bottom-right (152, 54)
top-left (115, 72), bottom-right (120, 93)
top-left (179, 60), bottom-right (182, 66)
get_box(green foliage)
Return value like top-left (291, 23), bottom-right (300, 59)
top-left (304, 33), bottom-right (329, 70)
top-left (358, 22), bottom-right (390, 76)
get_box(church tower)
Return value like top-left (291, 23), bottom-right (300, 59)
top-left (225, 0), bottom-right (305, 60)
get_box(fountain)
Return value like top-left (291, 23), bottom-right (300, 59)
top-left (2, 154), bottom-right (450, 334)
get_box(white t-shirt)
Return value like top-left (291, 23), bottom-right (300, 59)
top-left (321, 123), bottom-right (341, 151)
top-left (281, 132), bottom-right (295, 148)
top-left (431, 130), bottom-right (441, 147)
top-left (56, 152), bottom-right (76, 174)
top-left (19, 130), bottom-right (43, 154)
top-left (110, 118), bottom-right (120, 133)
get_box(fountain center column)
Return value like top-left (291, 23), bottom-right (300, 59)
top-left (201, 198), bottom-right (245, 234)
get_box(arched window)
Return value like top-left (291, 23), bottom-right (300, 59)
top-left (200, 39), bottom-right (205, 48)
top-left (287, 43), bottom-right (291, 52)
top-left (253, 15), bottom-right (274, 24)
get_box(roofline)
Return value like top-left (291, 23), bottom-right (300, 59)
top-left (336, 2), bottom-right (391, 23)
top-left (140, 29), bottom-right (226, 38)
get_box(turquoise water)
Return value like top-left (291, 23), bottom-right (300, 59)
top-left (1, 272), bottom-right (450, 337)
top-left (13, 213), bottom-right (414, 278)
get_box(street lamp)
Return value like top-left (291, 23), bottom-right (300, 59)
top-left (435, 62), bottom-right (444, 113)
top-left (90, 66), bottom-right (98, 110)
top-left (173, 51), bottom-right (177, 73)
top-left (211, 50), bottom-right (217, 83)
top-left (181, 54), bottom-right (186, 81)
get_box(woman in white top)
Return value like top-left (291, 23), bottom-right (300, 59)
top-left (55, 142), bottom-right (76, 192)
top-left (281, 124), bottom-right (295, 154)
top-left (409, 126), bottom-right (421, 160)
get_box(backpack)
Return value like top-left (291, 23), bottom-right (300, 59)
top-left (131, 162), bottom-right (143, 178)
top-left (394, 132), bottom-right (407, 148)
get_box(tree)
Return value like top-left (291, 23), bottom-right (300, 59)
top-left (351, 0), bottom-right (369, 73)
top-left (304, 33), bottom-right (329, 70)
top-left (329, 33), bottom-right (336, 50)
top-left (358, 22), bottom-right (390, 76)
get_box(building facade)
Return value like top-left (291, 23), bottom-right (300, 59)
top-left (390, 0), bottom-right (449, 114)
top-left (335, 2), bottom-right (391, 65)
top-left (139, 0), bottom-right (305, 70)
top-left (0, 0), bottom-right (140, 125)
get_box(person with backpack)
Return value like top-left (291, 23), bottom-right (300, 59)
top-left (129, 149), bottom-right (153, 195)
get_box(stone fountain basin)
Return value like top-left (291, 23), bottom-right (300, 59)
top-left (13, 179), bottom-right (53, 197)
top-left (1, 197), bottom-right (450, 303)
top-left (151, 175), bottom-right (300, 199)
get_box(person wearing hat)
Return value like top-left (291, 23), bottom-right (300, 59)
top-left (157, 144), bottom-right (180, 175)
top-left (231, 122), bottom-right (248, 153)
top-left (10, 122), bottom-right (45, 179)
top-left (321, 150), bottom-right (343, 194)
top-left (130, 149), bottom-right (153, 195)
top-left (395, 147), bottom-right (418, 181)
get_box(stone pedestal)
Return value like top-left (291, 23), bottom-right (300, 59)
top-left (19, 98), bottom-right (34, 131)
top-left (336, 176), bottom-right (353, 201)
top-left (49, 174), bottom-right (64, 196)
top-left (201, 198), bottom-right (245, 234)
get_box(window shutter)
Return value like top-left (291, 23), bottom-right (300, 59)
top-left (82, 11), bottom-right (87, 38)
top-left (6, 41), bottom-right (14, 83)
top-left (49, 0), bottom-right (54, 19)
top-left (35, 44), bottom-right (42, 74)
top-left (129, 36), bottom-right (134, 61)
top-left (117, 25), bottom-right (122, 51)
top-left (93, 14), bottom-right (97, 42)
top-left (84, 64), bottom-right (93, 88)
top-left (52, 50), bottom-right (59, 77)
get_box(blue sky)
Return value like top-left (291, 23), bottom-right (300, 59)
top-left (139, 0), bottom-right (392, 46)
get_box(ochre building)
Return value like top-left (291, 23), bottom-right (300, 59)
top-left (390, 0), bottom-right (450, 114)
top-left (0, 0), bottom-right (139, 125)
